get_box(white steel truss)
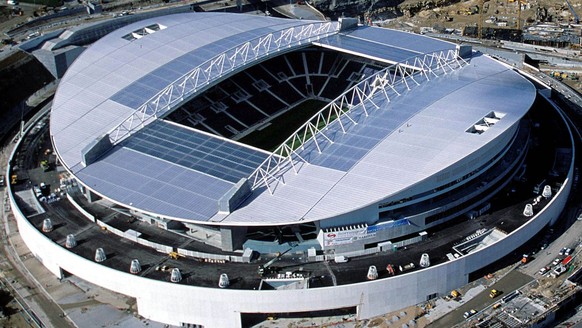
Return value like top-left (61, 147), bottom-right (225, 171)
top-left (249, 48), bottom-right (468, 194)
top-left (107, 21), bottom-right (340, 145)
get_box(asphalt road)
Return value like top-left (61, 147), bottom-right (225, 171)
top-left (519, 207), bottom-right (582, 278)
top-left (429, 270), bottom-right (534, 328)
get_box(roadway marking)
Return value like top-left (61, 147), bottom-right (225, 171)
top-left (324, 261), bottom-right (337, 286)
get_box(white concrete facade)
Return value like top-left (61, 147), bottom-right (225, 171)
top-left (10, 43), bottom-right (574, 325)
top-left (9, 160), bottom-right (572, 327)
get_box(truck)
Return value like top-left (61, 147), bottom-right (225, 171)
top-left (562, 255), bottom-right (573, 266)
top-left (551, 265), bottom-right (567, 278)
top-left (521, 254), bottom-right (530, 264)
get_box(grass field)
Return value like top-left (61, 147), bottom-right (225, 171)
top-left (239, 99), bottom-right (328, 151)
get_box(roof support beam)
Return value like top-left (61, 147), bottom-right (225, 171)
top-left (249, 48), bottom-right (469, 191)
top-left (106, 21), bottom-right (341, 146)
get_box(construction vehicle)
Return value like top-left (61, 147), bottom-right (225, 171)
top-left (565, 0), bottom-right (580, 23)
top-left (257, 248), bottom-right (292, 276)
top-left (386, 264), bottom-right (395, 276)
top-left (169, 251), bottom-right (180, 260)
top-left (10, 174), bottom-right (17, 185)
top-left (399, 263), bottom-right (415, 273)
top-left (489, 289), bottom-right (499, 298)
top-left (451, 290), bottom-right (460, 298)
top-left (40, 160), bottom-right (50, 172)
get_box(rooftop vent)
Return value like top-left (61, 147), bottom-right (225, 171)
top-left (466, 111), bottom-right (506, 135)
top-left (523, 204), bottom-right (534, 217)
top-left (95, 248), bottom-right (106, 262)
top-left (218, 273), bottom-right (230, 288)
top-left (65, 234), bottom-right (77, 248)
top-left (367, 266), bottom-right (378, 280)
top-left (170, 268), bottom-right (182, 283)
top-left (130, 259), bottom-right (141, 274)
top-left (419, 253), bottom-right (430, 268)
top-left (42, 218), bottom-right (53, 232)
top-left (122, 23), bottom-right (166, 41)
top-left (542, 185), bottom-right (552, 198)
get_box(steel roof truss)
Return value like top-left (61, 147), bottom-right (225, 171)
top-left (249, 48), bottom-right (468, 190)
top-left (107, 21), bottom-right (340, 146)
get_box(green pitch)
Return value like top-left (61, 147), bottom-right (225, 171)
top-left (239, 99), bottom-right (328, 151)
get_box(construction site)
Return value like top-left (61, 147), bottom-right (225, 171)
top-left (365, 0), bottom-right (581, 46)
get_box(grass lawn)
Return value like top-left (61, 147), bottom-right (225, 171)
top-left (239, 99), bottom-right (328, 151)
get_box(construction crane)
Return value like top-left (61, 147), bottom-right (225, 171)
top-left (506, 0), bottom-right (522, 31)
top-left (517, 0), bottom-right (522, 30)
top-left (257, 248), bottom-right (292, 276)
top-left (565, 0), bottom-right (580, 24)
top-left (478, 0), bottom-right (484, 39)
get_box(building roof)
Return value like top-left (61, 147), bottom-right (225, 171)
top-left (50, 13), bottom-right (536, 225)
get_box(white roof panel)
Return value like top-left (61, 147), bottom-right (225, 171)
top-left (51, 12), bottom-right (536, 225)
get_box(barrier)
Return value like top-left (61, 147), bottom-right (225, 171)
top-left (66, 193), bottom-right (95, 222)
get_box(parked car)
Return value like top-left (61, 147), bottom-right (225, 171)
top-left (565, 248), bottom-right (573, 256)
top-left (0, 175), bottom-right (4, 187)
top-left (463, 309), bottom-right (477, 319)
top-left (559, 247), bottom-right (567, 256)
top-left (552, 258), bottom-right (561, 266)
top-left (539, 266), bottom-right (550, 275)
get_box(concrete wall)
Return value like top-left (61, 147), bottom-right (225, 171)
top-left (9, 171), bottom-right (570, 327)
top-left (7, 86), bottom-right (574, 327)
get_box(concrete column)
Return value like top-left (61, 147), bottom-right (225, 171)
top-left (220, 226), bottom-right (247, 252)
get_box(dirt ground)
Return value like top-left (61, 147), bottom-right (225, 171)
top-left (378, 0), bottom-right (579, 35)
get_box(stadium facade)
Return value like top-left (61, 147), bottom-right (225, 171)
top-left (8, 12), bottom-right (575, 327)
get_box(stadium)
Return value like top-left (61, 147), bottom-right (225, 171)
top-left (7, 11), bottom-right (576, 327)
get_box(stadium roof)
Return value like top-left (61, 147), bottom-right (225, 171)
top-left (51, 12), bottom-right (536, 225)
